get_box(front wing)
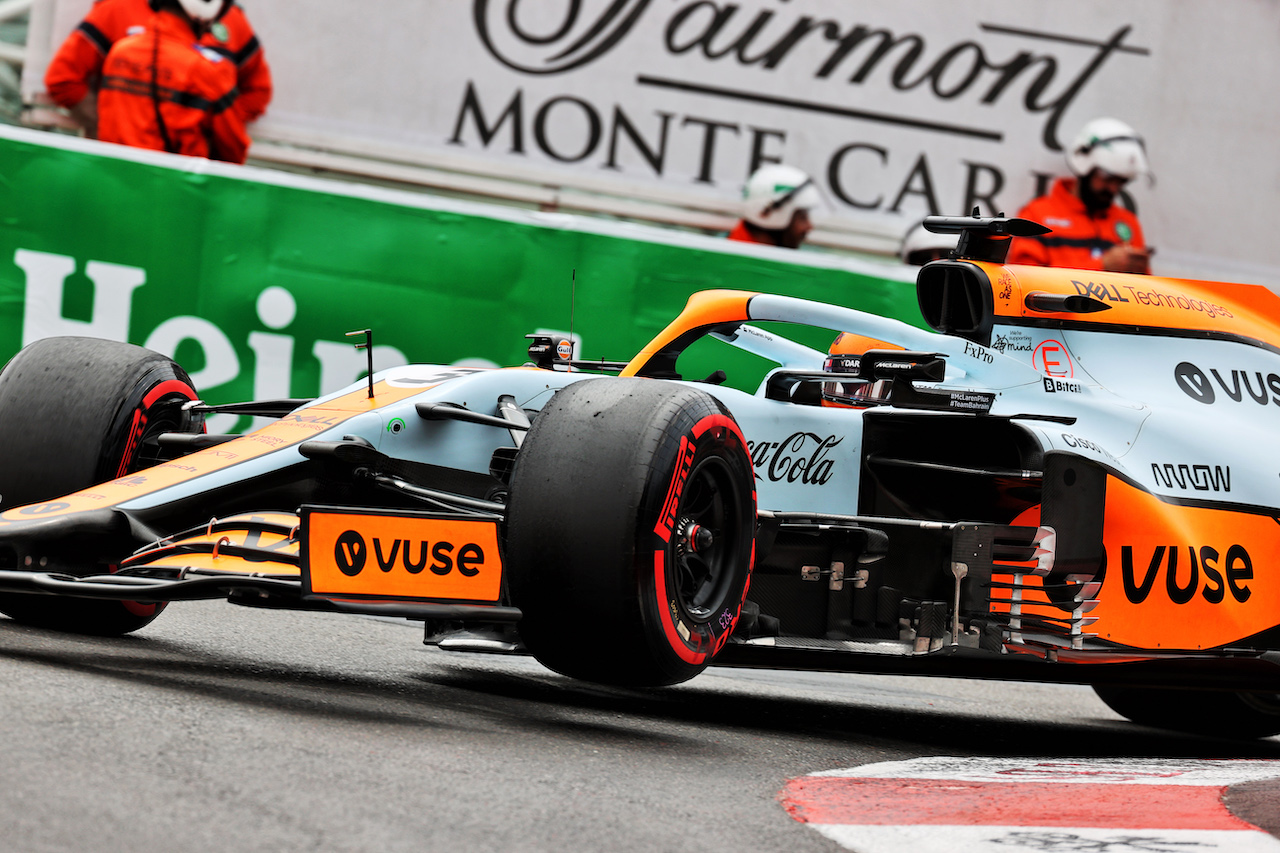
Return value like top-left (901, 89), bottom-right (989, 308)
top-left (0, 504), bottom-right (1278, 691)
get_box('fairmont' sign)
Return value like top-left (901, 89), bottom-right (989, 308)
top-left (26, 0), bottom-right (1280, 282)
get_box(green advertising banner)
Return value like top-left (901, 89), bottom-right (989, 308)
top-left (0, 126), bottom-right (920, 431)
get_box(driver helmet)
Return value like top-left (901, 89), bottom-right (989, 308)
top-left (1066, 117), bottom-right (1149, 181)
top-left (742, 164), bottom-right (821, 230)
top-left (821, 333), bottom-right (902, 408)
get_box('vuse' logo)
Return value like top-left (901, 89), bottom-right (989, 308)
top-left (335, 530), bottom-right (367, 576)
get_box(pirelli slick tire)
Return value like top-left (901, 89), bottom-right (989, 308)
top-left (0, 337), bottom-right (202, 636)
top-left (506, 378), bottom-right (755, 687)
top-left (1092, 684), bottom-right (1280, 739)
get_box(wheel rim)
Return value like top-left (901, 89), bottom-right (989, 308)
top-left (671, 455), bottom-right (744, 620)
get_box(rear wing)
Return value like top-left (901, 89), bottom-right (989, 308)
top-left (915, 214), bottom-right (1280, 350)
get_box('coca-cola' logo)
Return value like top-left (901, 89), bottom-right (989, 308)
top-left (747, 432), bottom-right (843, 485)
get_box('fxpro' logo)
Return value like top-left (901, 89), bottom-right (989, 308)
top-left (1175, 362), bottom-right (1280, 407)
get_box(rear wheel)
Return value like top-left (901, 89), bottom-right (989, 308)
top-left (0, 337), bottom-right (202, 635)
top-left (505, 378), bottom-right (755, 686)
top-left (1093, 684), bottom-right (1280, 739)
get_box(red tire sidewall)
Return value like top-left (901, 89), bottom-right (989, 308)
top-left (101, 371), bottom-right (200, 482)
top-left (103, 371), bottom-right (200, 620)
top-left (642, 410), bottom-right (755, 669)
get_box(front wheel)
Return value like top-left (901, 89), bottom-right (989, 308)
top-left (1093, 684), bottom-right (1280, 739)
top-left (505, 379), bottom-right (755, 687)
top-left (0, 337), bottom-right (202, 635)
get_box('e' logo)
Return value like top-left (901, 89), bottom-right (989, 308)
top-left (1033, 340), bottom-right (1074, 378)
top-left (335, 530), bottom-right (367, 576)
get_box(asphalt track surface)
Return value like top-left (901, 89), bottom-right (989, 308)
top-left (0, 602), bottom-right (1277, 853)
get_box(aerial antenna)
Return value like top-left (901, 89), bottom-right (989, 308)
top-left (568, 268), bottom-right (577, 371)
top-left (346, 328), bottom-right (374, 398)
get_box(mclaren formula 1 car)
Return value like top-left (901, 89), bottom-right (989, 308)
top-left (1, 215), bottom-right (1279, 738)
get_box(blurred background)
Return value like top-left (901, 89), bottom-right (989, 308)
top-left (1, 1), bottom-right (1274, 417)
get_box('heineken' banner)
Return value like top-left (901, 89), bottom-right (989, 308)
top-left (0, 126), bottom-right (916, 431)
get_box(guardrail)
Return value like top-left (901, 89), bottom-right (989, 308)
top-left (246, 123), bottom-right (903, 259)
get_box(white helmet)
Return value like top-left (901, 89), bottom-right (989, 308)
top-left (1066, 117), bottom-right (1149, 180)
top-left (742, 164), bottom-right (821, 230)
top-left (899, 221), bottom-right (959, 265)
top-left (177, 0), bottom-right (232, 22)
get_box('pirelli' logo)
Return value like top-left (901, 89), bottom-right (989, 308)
top-left (654, 436), bottom-right (695, 542)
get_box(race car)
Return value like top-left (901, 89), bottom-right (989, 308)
top-left (1, 213), bottom-right (1278, 739)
